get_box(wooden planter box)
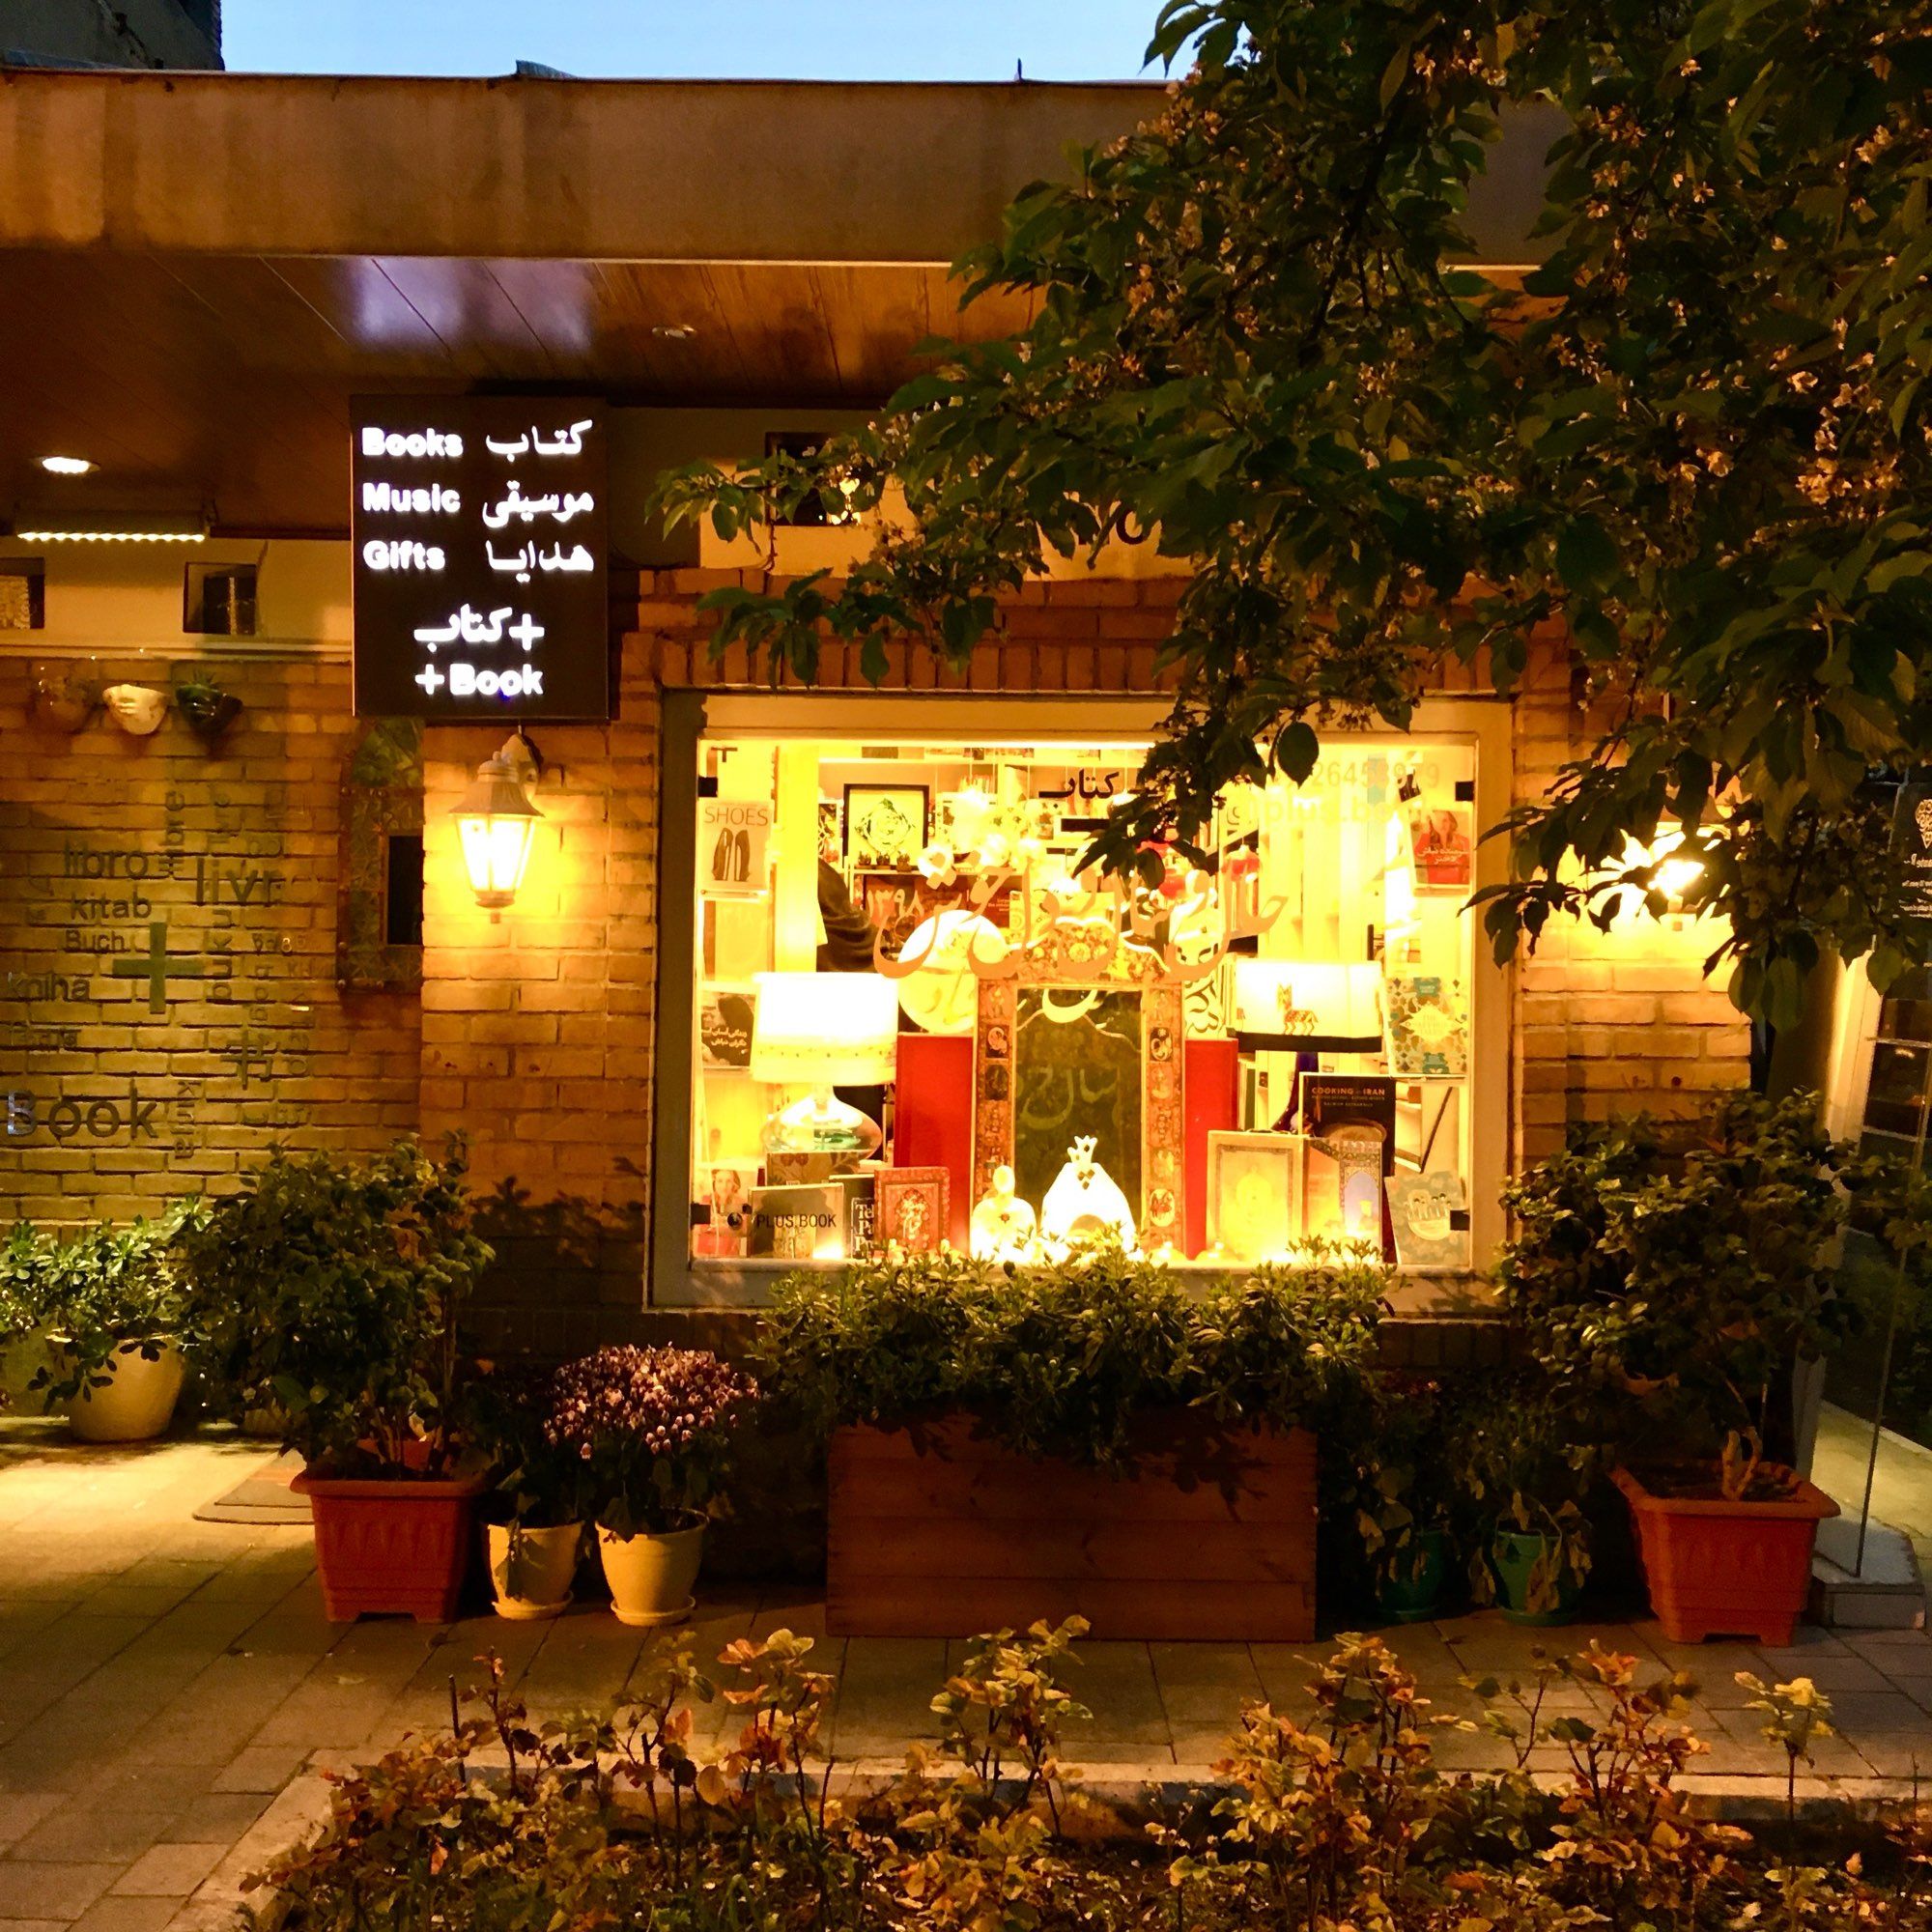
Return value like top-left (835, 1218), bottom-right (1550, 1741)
top-left (828, 1414), bottom-right (1317, 1640)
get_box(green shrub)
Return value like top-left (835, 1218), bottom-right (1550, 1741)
top-left (0, 1204), bottom-right (207, 1405)
top-left (1447, 1370), bottom-right (1596, 1611)
top-left (175, 1138), bottom-right (491, 1476)
top-left (1497, 1090), bottom-right (1930, 1498)
top-left (1346, 1372), bottom-right (1460, 1592)
top-left (757, 1239), bottom-right (1389, 1469)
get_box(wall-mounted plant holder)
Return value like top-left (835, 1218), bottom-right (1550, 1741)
top-left (28, 667), bottom-right (99, 732)
top-left (102, 683), bottom-right (169, 737)
top-left (176, 680), bottom-right (243, 748)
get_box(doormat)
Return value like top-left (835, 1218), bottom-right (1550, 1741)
top-left (193, 1450), bottom-right (310, 1525)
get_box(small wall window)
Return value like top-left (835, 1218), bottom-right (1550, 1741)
top-left (184, 561), bottom-right (258, 637)
top-left (763, 431), bottom-right (855, 527)
top-left (336, 719), bottom-right (424, 991)
top-left (0, 559), bottom-right (45, 631)
top-left (384, 833), bottom-right (425, 948)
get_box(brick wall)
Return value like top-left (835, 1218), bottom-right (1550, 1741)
top-left (0, 655), bottom-right (419, 1221)
top-left (1508, 631), bottom-right (1749, 1164)
top-left (416, 632), bottom-right (664, 1356)
top-left (0, 573), bottom-right (1751, 1348)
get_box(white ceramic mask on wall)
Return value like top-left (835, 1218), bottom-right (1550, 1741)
top-left (102, 684), bottom-right (168, 736)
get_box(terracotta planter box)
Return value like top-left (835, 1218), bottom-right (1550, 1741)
top-left (292, 1469), bottom-right (488, 1623)
top-left (1613, 1464), bottom-right (1837, 1646)
top-left (828, 1415), bottom-right (1316, 1640)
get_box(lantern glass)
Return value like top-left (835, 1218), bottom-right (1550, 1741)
top-left (451, 748), bottom-right (543, 915)
top-left (457, 809), bottom-right (538, 908)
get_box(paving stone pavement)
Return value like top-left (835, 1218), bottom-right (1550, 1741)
top-left (4, 1420), bottom-right (1932, 1931)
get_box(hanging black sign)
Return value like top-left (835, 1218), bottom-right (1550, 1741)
top-left (350, 396), bottom-right (611, 721)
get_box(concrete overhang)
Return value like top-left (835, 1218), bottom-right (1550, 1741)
top-left (0, 70), bottom-right (1162, 261)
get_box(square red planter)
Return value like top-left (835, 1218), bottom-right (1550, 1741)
top-left (292, 1470), bottom-right (487, 1623)
top-left (1612, 1464), bottom-right (1837, 1646)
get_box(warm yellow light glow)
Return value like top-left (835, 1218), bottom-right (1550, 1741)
top-left (457, 812), bottom-right (538, 906)
top-left (37, 455), bottom-right (96, 476)
top-left (750, 971), bottom-right (898, 1086)
top-left (452, 753), bottom-right (542, 918)
top-left (15, 527), bottom-right (203, 543)
top-left (1609, 828), bottom-right (1706, 921)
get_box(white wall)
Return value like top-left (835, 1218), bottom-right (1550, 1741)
top-left (0, 539), bottom-right (347, 658)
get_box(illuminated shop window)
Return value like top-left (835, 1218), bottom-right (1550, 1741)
top-left (687, 730), bottom-right (1481, 1271)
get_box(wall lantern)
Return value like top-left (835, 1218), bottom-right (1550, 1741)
top-left (1608, 827), bottom-right (1706, 925)
top-left (453, 731), bottom-right (543, 919)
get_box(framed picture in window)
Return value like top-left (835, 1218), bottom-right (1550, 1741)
top-left (1406, 802), bottom-right (1473, 890)
top-left (875, 1166), bottom-right (950, 1255)
top-left (698, 795), bottom-right (772, 897)
top-left (697, 983), bottom-right (756, 1070)
top-left (1386, 1170), bottom-right (1471, 1269)
top-left (695, 1156), bottom-right (761, 1258)
top-left (972, 916), bottom-right (1185, 1251)
top-left (844, 784), bottom-right (929, 869)
top-left (1207, 1131), bottom-right (1301, 1262)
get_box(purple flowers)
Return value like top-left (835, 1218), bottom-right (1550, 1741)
top-left (544, 1346), bottom-right (759, 1535)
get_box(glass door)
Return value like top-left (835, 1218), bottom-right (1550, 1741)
top-left (1821, 960), bottom-right (1932, 1579)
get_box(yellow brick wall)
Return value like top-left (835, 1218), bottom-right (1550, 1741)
top-left (0, 656), bottom-right (419, 1219)
top-left (1508, 631), bottom-right (1749, 1166)
top-left (0, 577), bottom-right (1751, 1335)
top-left (416, 653), bottom-right (663, 1353)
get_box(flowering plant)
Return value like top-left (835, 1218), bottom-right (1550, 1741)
top-left (545, 1345), bottom-right (759, 1537)
top-left (469, 1364), bottom-right (595, 1530)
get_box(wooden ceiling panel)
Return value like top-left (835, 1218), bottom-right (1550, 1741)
top-left (370, 258), bottom-right (555, 380)
top-left (266, 256), bottom-right (459, 371)
top-left (0, 249), bottom-right (1036, 531)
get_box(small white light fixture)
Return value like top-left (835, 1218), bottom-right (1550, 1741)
top-left (453, 731), bottom-right (543, 919)
top-left (37, 455), bottom-right (96, 476)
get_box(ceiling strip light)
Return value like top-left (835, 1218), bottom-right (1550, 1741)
top-left (14, 528), bottom-right (206, 543)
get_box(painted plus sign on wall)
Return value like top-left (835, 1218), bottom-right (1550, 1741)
top-left (110, 921), bottom-right (207, 1013)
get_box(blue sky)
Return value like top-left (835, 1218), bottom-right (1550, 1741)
top-left (221, 2), bottom-right (1165, 80)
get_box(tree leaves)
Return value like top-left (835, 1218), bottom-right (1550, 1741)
top-left (648, 0), bottom-right (1932, 1020)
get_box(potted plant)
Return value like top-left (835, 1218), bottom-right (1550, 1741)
top-left (0, 1205), bottom-right (207, 1442)
top-left (174, 677), bottom-right (243, 747)
top-left (1353, 1375), bottom-right (1457, 1623)
top-left (762, 1240), bottom-right (1387, 1638)
top-left (469, 1364), bottom-right (588, 1621)
top-left (1497, 1092), bottom-right (1922, 1645)
top-left (1452, 1376), bottom-right (1595, 1626)
top-left (175, 1138), bottom-right (493, 1622)
top-left (545, 1344), bottom-right (758, 1628)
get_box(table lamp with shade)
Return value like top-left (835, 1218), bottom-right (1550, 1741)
top-left (750, 970), bottom-right (898, 1160)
